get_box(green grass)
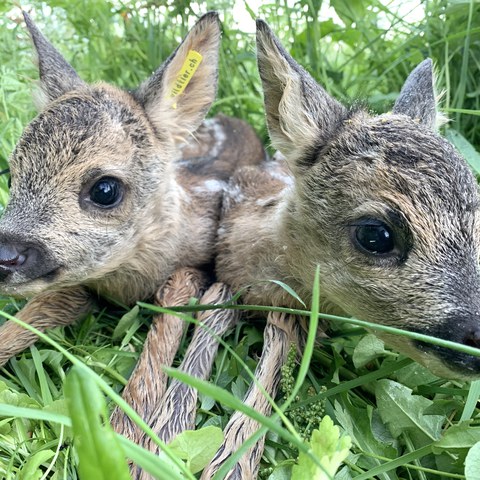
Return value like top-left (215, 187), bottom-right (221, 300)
top-left (0, 1), bottom-right (480, 479)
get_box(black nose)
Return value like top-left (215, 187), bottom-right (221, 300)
top-left (414, 313), bottom-right (480, 378)
top-left (0, 235), bottom-right (48, 282)
top-left (0, 243), bottom-right (30, 281)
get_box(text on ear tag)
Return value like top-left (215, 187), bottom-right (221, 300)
top-left (170, 50), bottom-right (203, 109)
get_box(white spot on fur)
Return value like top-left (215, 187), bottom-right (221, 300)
top-left (194, 179), bottom-right (227, 194)
top-left (201, 118), bottom-right (227, 157)
top-left (256, 196), bottom-right (278, 207)
top-left (226, 183), bottom-right (245, 203)
top-left (267, 167), bottom-right (294, 186)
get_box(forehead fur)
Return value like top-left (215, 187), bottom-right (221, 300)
top-left (308, 110), bottom-right (478, 208)
top-left (11, 84), bottom-right (157, 175)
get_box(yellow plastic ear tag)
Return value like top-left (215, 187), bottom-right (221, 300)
top-left (169, 50), bottom-right (203, 108)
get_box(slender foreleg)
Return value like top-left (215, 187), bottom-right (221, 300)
top-left (0, 286), bottom-right (93, 367)
top-left (201, 312), bottom-right (302, 480)
top-left (111, 268), bottom-right (206, 443)
top-left (141, 283), bottom-right (238, 449)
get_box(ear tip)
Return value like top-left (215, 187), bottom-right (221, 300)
top-left (22, 10), bottom-right (44, 44)
top-left (416, 58), bottom-right (434, 75)
top-left (201, 11), bottom-right (219, 20)
top-left (256, 19), bottom-right (277, 54)
top-left (421, 57), bottom-right (433, 68)
top-left (256, 19), bottom-right (272, 39)
top-left (256, 19), bottom-right (268, 30)
top-left (22, 10), bottom-right (35, 30)
top-left (198, 11), bottom-right (221, 29)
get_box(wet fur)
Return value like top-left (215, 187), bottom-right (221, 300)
top-left (207, 20), bottom-right (480, 478)
top-left (217, 21), bottom-right (480, 380)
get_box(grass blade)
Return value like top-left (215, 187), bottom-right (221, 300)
top-left (0, 310), bottom-right (195, 480)
top-left (281, 265), bottom-right (320, 413)
top-left (117, 435), bottom-right (186, 480)
top-left (64, 366), bottom-right (132, 480)
top-left (0, 404), bottom-right (71, 425)
top-left (353, 445), bottom-right (432, 480)
top-left (461, 380), bottom-right (480, 422)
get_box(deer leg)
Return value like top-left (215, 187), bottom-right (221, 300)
top-left (141, 283), bottom-right (239, 449)
top-left (0, 286), bottom-right (93, 367)
top-left (132, 283), bottom-right (238, 480)
top-left (201, 312), bottom-right (302, 480)
top-left (111, 267), bottom-right (206, 444)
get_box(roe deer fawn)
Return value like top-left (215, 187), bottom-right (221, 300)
top-left (0, 11), bottom-right (265, 460)
top-left (202, 20), bottom-right (480, 479)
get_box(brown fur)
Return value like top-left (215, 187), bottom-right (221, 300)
top-left (217, 21), bottom-right (480, 380)
top-left (129, 282), bottom-right (239, 480)
top-left (210, 20), bottom-right (480, 477)
top-left (0, 13), bottom-right (264, 366)
top-left (201, 312), bottom-right (302, 480)
top-left (110, 267), bottom-right (207, 443)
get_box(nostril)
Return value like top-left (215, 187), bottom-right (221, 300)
top-left (0, 245), bottom-right (26, 269)
top-left (463, 330), bottom-right (480, 349)
top-left (2, 254), bottom-right (26, 267)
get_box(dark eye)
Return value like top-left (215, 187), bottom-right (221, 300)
top-left (89, 177), bottom-right (123, 208)
top-left (7, 176), bottom-right (11, 189)
top-left (353, 220), bottom-right (395, 255)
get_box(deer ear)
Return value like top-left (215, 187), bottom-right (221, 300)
top-left (393, 59), bottom-right (437, 130)
top-left (23, 11), bottom-right (85, 110)
top-left (255, 19), bottom-right (346, 171)
top-left (134, 12), bottom-right (221, 144)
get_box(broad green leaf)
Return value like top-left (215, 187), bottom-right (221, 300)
top-left (424, 399), bottom-right (464, 417)
top-left (433, 424), bottom-right (480, 453)
top-left (268, 465), bottom-right (293, 480)
top-left (0, 380), bottom-right (39, 408)
top-left (334, 399), bottom-right (397, 463)
top-left (394, 362), bottom-right (439, 389)
top-left (335, 464), bottom-right (353, 480)
top-left (19, 450), bottom-right (55, 480)
top-left (43, 399), bottom-right (73, 439)
top-left (375, 380), bottom-right (443, 442)
top-left (352, 334), bottom-right (389, 368)
top-left (64, 367), bottom-right (131, 480)
top-left (445, 128), bottom-right (480, 174)
top-left (331, 0), bottom-right (367, 26)
top-left (167, 426), bottom-right (223, 474)
top-left (465, 441), bottom-right (480, 480)
top-left (292, 415), bottom-right (351, 480)
top-left (116, 434), bottom-right (186, 480)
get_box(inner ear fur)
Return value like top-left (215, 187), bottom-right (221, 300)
top-left (135, 12), bottom-right (221, 144)
top-left (255, 19), bottom-right (347, 170)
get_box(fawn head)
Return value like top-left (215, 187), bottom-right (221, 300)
top-left (0, 12), bottom-right (220, 297)
top-left (256, 20), bottom-right (480, 378)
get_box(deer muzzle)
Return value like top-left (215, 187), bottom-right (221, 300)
top-left (0, 233), bottom-right (61, 289)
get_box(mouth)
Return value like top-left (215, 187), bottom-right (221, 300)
top-left (415, 340), bottom-right (480, 379)
top-left (0, 266), bottom-right (63, 295)
top-left (376, 330), bottom-right (480, 380)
